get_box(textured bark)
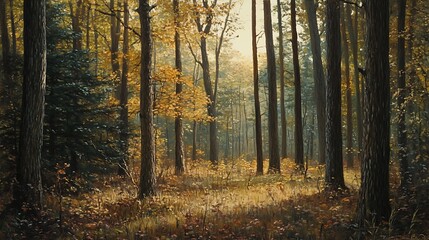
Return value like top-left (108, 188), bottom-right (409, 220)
top-left (138, 0), bottom-right (156, 198)
top-left (92, 5), bottom-right (99, 76)
top-left (110, 0), bottom-right (121, 89)
top-left (396, 0), bottom-right (408, 189)
top-left (118, 0), bottom-right (129, 176)
top-left (360, 0), bottom-right (391, 223)
top-left (304, 0), bottom-right (326, 164)
top-left (263, 0), bottom-right (280, 173)
top-left (277, 0), bottom-right (287, 159)
top-left (15, 0), bottom-right (46, 209)
top-left (346, 4), bottom-right (363, 161)
top-left (173, 0), bottom-right (185, 175)
top-left (291, 0), bottom-right (304, 169)
top-left (341, 4), bottom-right (353, 168)
top-left (69, 0), bottom-right (83, 51)
top-left (325, 0), bottom-right (345, 189)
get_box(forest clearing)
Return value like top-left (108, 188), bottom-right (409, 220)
top-left (1, 0), bottom-right (429, 239)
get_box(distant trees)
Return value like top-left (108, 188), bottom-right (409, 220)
top-left (14, 0), bottom-right (46, 208)
top-left (138, 0), bottom-right (156, 198)
top-left (359, 0), bottom-right (391, 223)
top-left (263, 0), bottom-right (280, 173)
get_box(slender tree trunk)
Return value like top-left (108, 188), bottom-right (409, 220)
top-left (0, 0), bottom-right (10, 92)
top-left (341, 4), bottom-right (353, 168)
top-left (396, 0), bottom-right (408, 190)
top-left (86, 5), bottom-right (90, 50)
top-left (304, 0), bottom-right (326, 164)
top-left (138, 0), bottom-right (156, 198)
top-left (118, 0), bottom-right (129, 176)
top-left (263, 0), bottom-right (280, 173)
top-left (291, 0), bottom-right (304, 169)
top-left (346, 4), bottom-right (363, 161)
top-left (69, 0), bottom-right (82, 51)
top-left (325, 0), bottom-right (345, 189)
top-left (359, 0), bottom-right (391, 224)
top-left (110, 0), bottom-right (121, 90)
top-left (92, 5), bottom-right (99, 76)
top-left (252, 0), bottom-right (263, 174)
top-left (173, 0), bottom-right (185, 175)
top-left (277, 0), bottom-right (288, 159)
top-left (15, 0), bottom-right (46, 209)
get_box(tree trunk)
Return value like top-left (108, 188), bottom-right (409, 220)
top-left (0, 0), bottom-right (10, 91)
top-left (118, 0), bottom-right (130, 176)
top-left (92, 5), bottom-right (99, 76)
top-left (341, 4), bottom-right (353, 168)
top-left (396, 0), bottom-right (408, 190)
top-left (138, 0), bottom-right (156, 198)
top-left (325, 0), bottom-right (345, 189)
top-left (291, 0), bottom-right (304, 169)
top-left (346, 4), bottom-right (363, 161)
top-left (263, 0), bottom-right (280, 173)
top-left (277, 0), bottom-right (288, 159)
top-left (173, 0), bottom-right (185, 175)
top-left (110, 0), bottom-right (121, 92)
top-left (15, 0), bottom-right (46, 209)
top-left (360, 0), bottom-right (391, 223)
top-left (304, 0), bottom-right (326, 165)
top-left (69, 0), bottom-right (82, 51)
top-left (9, 0), bottom-right (16, 56)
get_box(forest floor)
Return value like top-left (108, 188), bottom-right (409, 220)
top-left (0, 158), bottom-right (428, 239)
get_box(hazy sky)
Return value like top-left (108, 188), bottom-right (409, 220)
top-left (230, 0), bottom-right (275, 58)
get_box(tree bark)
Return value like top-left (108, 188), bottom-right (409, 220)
top-left (263, 0), bottom-right (280, 173)
top-left (173, 0), bottom-right (185, 175)
top-left (118, 0), bottom-right (129, 176)
top-left (9, 0), bottom-right (16, 56)
top-left (277, 0), bottom-right (288, 159)
top-left (396, 0), bottom-right (408, 190)
top-left (304, 0), bottom-right (326, 164)
top-left (291, 0), bottom-right (304, 169)
top-left (15, 0), bottom-right (46, 209)
top-left (69, 0), bottom-right (83, 51)
top-left (360, 0), bottom-right (391, 223)
top-left (0, 0), bottom-right (10, 92)
top-left (325, 0), bottom-right (345, 189)
top-left (138, 0), bottom-right (156, 198)
top-left (341, 4), bottom-right (353, 168)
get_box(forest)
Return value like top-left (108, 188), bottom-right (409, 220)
top-left (0, 0), bottom-right (428, 239)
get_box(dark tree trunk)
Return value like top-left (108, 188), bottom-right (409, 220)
top-left (304, 0), bottom-right (326, 165)
top-left (0, 0), bottom-right (10, 90)
top-left (341, 4), bottom-right (353, 168)
top-left (346, 4), bottom-right (363, 161)
top-left (396, 0), bottom-right (408, 190)
top-left (138, 0), bottom-right (156, 198)
top-left (69, 0), bottom-right (82, 51)
top-left (359, 0), bottom-right (391, 223)
top-left (277, 0), bottom-right (288, 159)
top-left (92, 5), bottom-right (99, 76)
top-left (118, 0), bottom-right (130, 176)
top-left (173, 0), bottom-right (185, 175)
top-left (110, 0), bottom-right (121, 90)
top-left (193, 0), bottom-right (218, 164)
top-left (263, 0), bottom-right (280, 173)
top-left (291, 0), bottom-right (304, 169)
top-left (15, 0), bottom-right (46, 209)
top-left (325, 0), bottom-right (345, 189)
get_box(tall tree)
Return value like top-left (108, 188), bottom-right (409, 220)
top-left (173, 0), bottom-right (185, 175)
top-left (359, 0), bottom-right (391, 223)
top-left (263, 0), bottom-right (280, 173)
top-left (304, 0), bottom-right (326, 164)
top-left (252, 0), bottom-right (263, 174)
top-left (138, 0), bottom-right (156, 198)
top-left (118, 0), bottom-right (130, 176)
top-left (341, 4), bottom-right (353, 168)
top-left (325, 0), bottom-right (345, 189)
top-left (110, 0), bottom-right (121, 80)
top-left (193, 0), bottom-right (219, 164)
top-left (277, 0), bottom-right (287, 159)
top-left (396, 0), bottom-right (408, 189)
top-left (15, 0), bottom-right (46, 208)
top-left (346, 4), bottom-right (363, 161)
top-left (291, 0), bottom-right (304, 169)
